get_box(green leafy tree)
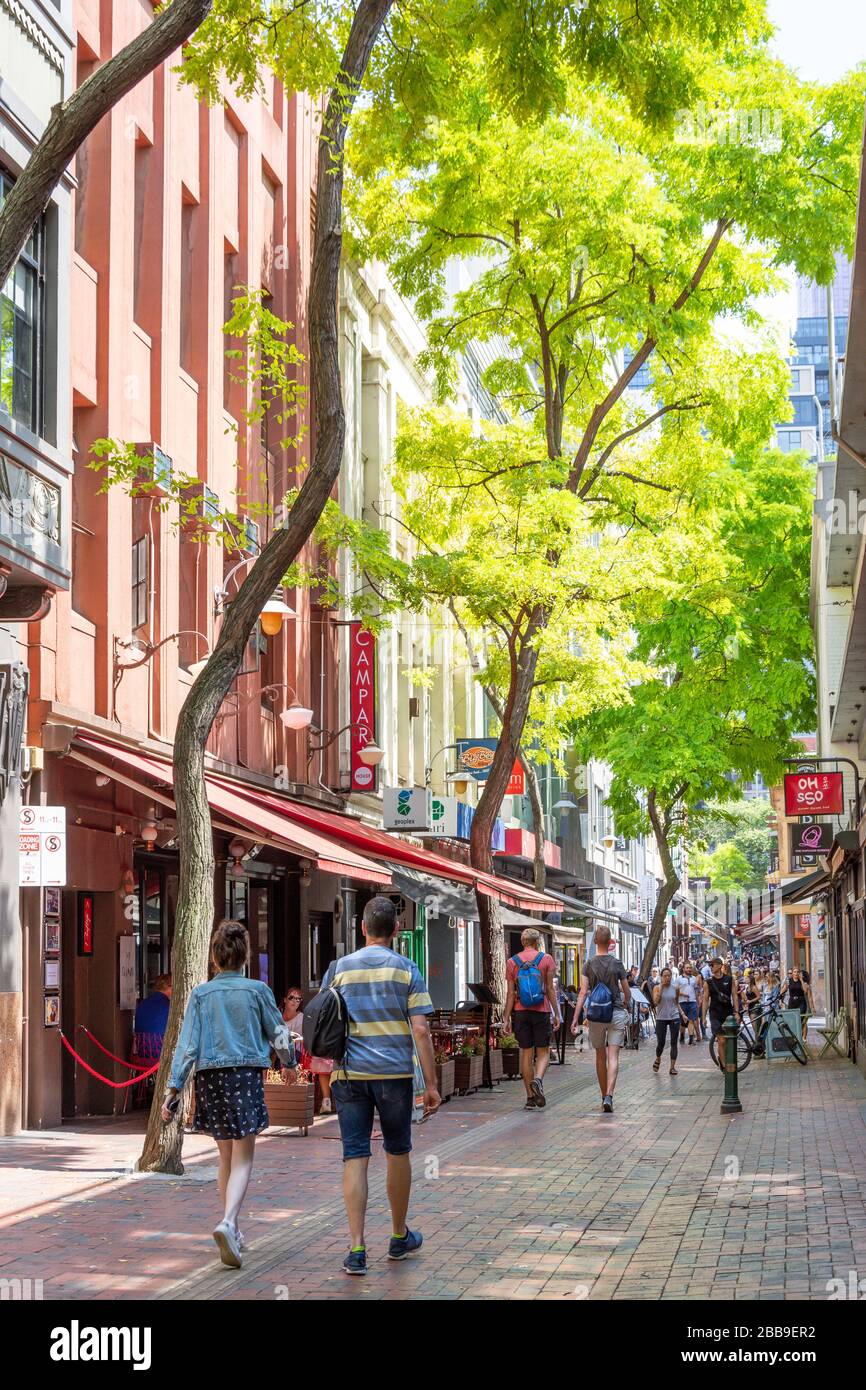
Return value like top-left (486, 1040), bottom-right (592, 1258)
top-left (691, 842), bottom-right (757, 896)
top-left (694, 797), bottom-right (776, 888)
top-left (573, 447), bottom-right (816, 978)
top-left (347, 37), bottom-right (863, 996)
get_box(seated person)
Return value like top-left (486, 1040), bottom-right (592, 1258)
top-left (133, 973), bottom-right (172, 1058)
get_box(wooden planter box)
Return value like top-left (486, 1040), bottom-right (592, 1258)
top-left (264, 1079), bottom-right (315, 1135)
top-left (488, 1048), bottom-right (504, 1083)
top-left (501, 1048), bottom-right (521, 1077)
top-left (435, 1059), bottom-right (455, 1101)
top-left (453, 1052), bottom-right (484, 1093)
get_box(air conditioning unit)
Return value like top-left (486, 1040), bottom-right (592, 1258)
top-left (243, 517), bottom-right (260, 554)
top-left (137, 443), bottom-right (173, 494)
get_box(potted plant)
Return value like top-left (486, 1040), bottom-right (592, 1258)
top-left (500, 1032), bottom-right (521, 1077)
top-left (434, 1047), bottom-right (455, 1102)
top-left (453, 1040), bottom-right (484, 1093)
top-left (263, 1067), bottom-right (315, 1135)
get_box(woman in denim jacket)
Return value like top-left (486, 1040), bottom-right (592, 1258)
top-left (162, 919), bottom-right (294, 1269)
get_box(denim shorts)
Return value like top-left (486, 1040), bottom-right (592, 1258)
top-left (681, 1000), bottom-right (698, 1021)
top-left (331, 1078), bottom-right (414, 1161)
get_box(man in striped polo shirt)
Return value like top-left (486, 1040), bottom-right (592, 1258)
top-left (322, 895), bottom-right (440, 1276)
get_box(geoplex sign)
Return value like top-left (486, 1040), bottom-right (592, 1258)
top-left (783, 771), bottom-right (844, 817)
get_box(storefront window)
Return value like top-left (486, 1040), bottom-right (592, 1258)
top-left (0, 170), bottom-right (43, 434)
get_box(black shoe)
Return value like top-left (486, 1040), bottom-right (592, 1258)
top-left (523, 1097), bottom-right (538, 1110)
top-left (602, 1095), bottom-right (613, 1114)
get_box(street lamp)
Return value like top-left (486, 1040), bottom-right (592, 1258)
top-left (112, 629), bottom-right (212, 719)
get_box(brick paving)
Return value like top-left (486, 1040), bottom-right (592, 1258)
top-left (2, 1040), bottom-right (866, 1301)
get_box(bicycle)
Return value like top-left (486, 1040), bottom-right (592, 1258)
top-left (708, 1001), bottom-right (808, 1070)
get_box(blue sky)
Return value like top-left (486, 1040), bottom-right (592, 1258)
top-left (768, 0), bottom-right (866, 81)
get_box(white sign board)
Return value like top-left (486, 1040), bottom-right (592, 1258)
top-left (19, 806), bottom-right (67, 886)
top-left (118, 936), bottom-right (136, 1011)
top-left (421, 795), bottom-right (458, 838)
top-left (383, 786), bottom-right (433, 832)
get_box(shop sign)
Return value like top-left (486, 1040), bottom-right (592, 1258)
top-left (119, 936), bottom-right (136, 1011)
top-left (420, 796), bottom-right (505, 849)
top-left (790, 821), bottom-right (834, 858)
top-left (383, 786), bottom-right (432, 831)
top-left (18, 805), bottom-right (66, 886)
top-left (784, 771), bottom-right (844, 817)
top-left (78, 892), bottom-right (94, 956)
top-left (349, 623), bottom-right (377, 793)
top-left (794, 914), bottom-right (811, 940)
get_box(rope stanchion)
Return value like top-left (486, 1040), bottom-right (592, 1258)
top-left (59, 1031), bottom-right (160, 1089)
top-left (78, 1025), bottom-right (152, 1072)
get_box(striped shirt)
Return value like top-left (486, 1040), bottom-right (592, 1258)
top-left (322, 944), bottom-right (433, 1080)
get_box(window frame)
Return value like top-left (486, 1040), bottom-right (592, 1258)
top-left (0, 166), bottom-right (46, 437)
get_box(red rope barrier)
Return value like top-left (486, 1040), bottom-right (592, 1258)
top-left (59, 1032), bottom-right (160, 1089)
top-left (78, 1025), bottom-right (152, 1072)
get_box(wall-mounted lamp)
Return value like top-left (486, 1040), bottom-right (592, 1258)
top-left (213, 556), bottom-right (297, 633)
top-left (306, 723), bottom-right (384, 776)
top-left (113, 629), bottom-right (212, 720)
top-left (140, 820), bottom-right (159, 845)
top-left (215, 683), bottom-right (314, 731)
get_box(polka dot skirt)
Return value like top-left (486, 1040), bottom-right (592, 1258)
top-left (193, 1066), bottom-right (269, 1139)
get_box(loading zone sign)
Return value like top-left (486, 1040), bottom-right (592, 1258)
top-left (19, 806), bottom-right (67, 886)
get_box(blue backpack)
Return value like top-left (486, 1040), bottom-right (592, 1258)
top-left (586, 975), bottom-right (614, 1023)
top-left (511, 951), bottom-right (547, 1008)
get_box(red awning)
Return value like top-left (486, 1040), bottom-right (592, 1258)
top-left (208, 776), bottom-right (560, 912)
top-left (68, 733), bottom-right (392, 885)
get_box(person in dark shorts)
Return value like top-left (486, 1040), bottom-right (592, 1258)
top-left (781, 966), bottom-right (813, 1021)
top-left (324, 896), bottom-right (440, 1276)
top-left (572, 926), bottom-right (631, 1113)
top-left (163, 920), bottom-right (294, 1270)
top-left (701, 956), bottom-right (741, 1064)
top-left (503, 927), bottom-right (561, 1111)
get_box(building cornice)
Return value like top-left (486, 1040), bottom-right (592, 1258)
top-left (0, 0), bottom-right (65, 74)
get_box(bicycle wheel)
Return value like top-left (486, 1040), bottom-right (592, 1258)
top-left (709, 1030), bottom-right (753, 1072)
top-left (775, 1016), bottom-right (808, 1065)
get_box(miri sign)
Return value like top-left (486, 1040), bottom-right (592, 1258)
top-left (783, 772), bottom-right (844, 817)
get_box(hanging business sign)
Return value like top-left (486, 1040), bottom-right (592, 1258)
top-left (428, 795), bottom-right (459, 838)
top-left (78, 892), bottom-right (94, 956)
top-left (19, 806), bottom-right (67, 886)
top-left (349, 623), bottom-right (377, 793)
top-left (456, 737), bottom-right (523, 792)
top-left (790, 821), bottom-right (834, 858)
top-left (383, 786), bottom-right (433, 831)
top-left (783, 771), bottom-right (844, 817)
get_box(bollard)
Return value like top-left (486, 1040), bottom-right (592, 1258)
top-left (720, 1014), bottom-right (743, 1115)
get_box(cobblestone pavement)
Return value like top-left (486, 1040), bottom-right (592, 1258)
top-left (2, 1039), bottom-right (866, 1301)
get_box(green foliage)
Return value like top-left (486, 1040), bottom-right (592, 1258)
top-left (692, 797), bottom-right (775, 887)
top-left (691, 842), bottom-right (758, 895)
top-left (571, 447), bottom-right (816, 846)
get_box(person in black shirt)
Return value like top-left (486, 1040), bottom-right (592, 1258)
top-left (781, 967), bottom-right (813, 1020)
top-left (701, 956), bottom-right (740, 1064)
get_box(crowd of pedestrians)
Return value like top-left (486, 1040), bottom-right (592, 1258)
top-left (159, 912), bottom-right (813, 1277)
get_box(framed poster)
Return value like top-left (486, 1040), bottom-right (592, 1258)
top-left (43, 959), bottom-right (60, 991)
top-left (43, 918), bottom-right (60, 954)
top-left (118, 935), bottom-right (136, 1011)
top-left (44, 887), bottom-right (61, 916)
top-left (44, 994), bottom-right (60, 1028)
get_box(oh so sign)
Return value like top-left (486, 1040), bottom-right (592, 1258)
top-left (784, 771), bottom-right (844, 817)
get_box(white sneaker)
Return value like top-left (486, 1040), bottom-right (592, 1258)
top-left (213, 1219), bottom-right (242, 1268)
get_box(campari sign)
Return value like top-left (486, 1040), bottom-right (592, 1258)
top-left (349, 622), bottom-right (377, 793)
top-left (783, 771), bottom-right (844, 817)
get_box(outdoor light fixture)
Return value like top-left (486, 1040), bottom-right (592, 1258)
top-left (358, 741), bottom-right (384, 767)
top-left (602, 832), bottom-right (617, 850)
top-left (140, 820), bottom-right (159, 845)
top-left (214, 557), bottom-right (297, 632)
top-left (95, 774), bottom-right (111, 787)
top-left (215, 683), bottom-right (313, 731)
top-left (553, 798), bottom-right (578, 812)
top-left (112, 630), bottom-right (212, 720)
top-left (260, 590), bottom-right (295, 636)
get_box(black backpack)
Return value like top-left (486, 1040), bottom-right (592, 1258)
top-left (302, 982), bottom-right (348, 1063)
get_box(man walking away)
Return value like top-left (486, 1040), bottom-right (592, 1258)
top-left (503, 927), bottom-right (561, 1110)
top-left (572, 926), bottom-right (631, 1113)
top-left (323, 896), bottom-right (440, 1276)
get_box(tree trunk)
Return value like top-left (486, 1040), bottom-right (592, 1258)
top-left (138, 0), bottom-right (394, 1174)
top-left (0, 0), bottom-right (214, 287)
top-left (638, 790), bottom-right (681, 981)
top-left (469, 608), bottom-right (544, 1004)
